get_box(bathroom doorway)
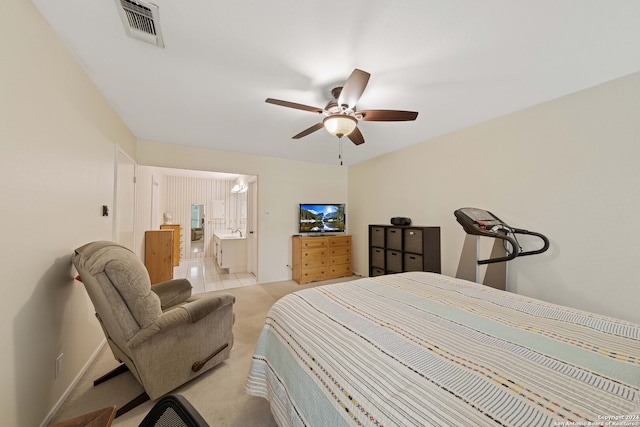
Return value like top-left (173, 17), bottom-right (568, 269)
top-left (138, 166), bottom-right (258, 280)
top-left (190, 204), bottom-right (205, 254)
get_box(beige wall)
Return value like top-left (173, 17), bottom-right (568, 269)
top-left (0, 2), bottom-right (137, 426)
top-left (349, 72), bottom-right (640, 324)
top-left (136, 141), bottom-right (349, 283)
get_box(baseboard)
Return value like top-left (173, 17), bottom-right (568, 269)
top-left (39, 339), bottom-right (107, 427)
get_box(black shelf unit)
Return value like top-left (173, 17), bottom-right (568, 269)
top-left (369, 225), bottom-right (441, 277)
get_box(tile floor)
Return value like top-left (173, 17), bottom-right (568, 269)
top-left (173, 257), bottom-right (257, 293)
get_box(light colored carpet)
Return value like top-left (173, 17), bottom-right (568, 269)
top-left (50, 277), bottom-right (356, 426)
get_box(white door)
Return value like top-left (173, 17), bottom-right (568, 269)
top-left (114, 147), bottom-right (136, 250)
top-left (246, 179), bottom-right (258, 277)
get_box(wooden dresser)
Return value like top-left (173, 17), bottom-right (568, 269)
top-left (145, 230), bottom-right (174, 285)
top-left (160, 224), bottom-right (182, 266)
top-left (292, 235), bottom-right (352, 285)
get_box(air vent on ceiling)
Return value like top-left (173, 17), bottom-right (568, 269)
top-left (116, 0), bottom-right (164, 47)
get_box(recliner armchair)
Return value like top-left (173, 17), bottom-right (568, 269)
top-left (72, 241), bottom-right (235, 416)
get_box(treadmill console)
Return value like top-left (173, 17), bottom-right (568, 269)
top-left (455, 208), bottom-right (504, 233)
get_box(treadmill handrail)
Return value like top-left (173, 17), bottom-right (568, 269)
top-left (477, 231), bottom-right (520, 265)
top-left (477, 229), bottom-right (549, 264)
top-left (511, 228), bottom-right (550, 257)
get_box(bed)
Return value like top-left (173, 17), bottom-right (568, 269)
top-left (246, 272), bottom-right (640, 427)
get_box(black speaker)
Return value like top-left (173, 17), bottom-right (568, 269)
top-left (391, 217), bottom-right (411, 226)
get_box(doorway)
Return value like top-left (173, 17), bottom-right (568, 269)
top-left (140, 167), bottom-right (258, 281)
top-left (190, 204), bottom-right (205, 254)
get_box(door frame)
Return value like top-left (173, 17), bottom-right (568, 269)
top-left (113, 146), bottom-right (136, 250)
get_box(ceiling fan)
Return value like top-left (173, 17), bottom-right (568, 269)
top-left (265, 69), bottom-right (418, 146)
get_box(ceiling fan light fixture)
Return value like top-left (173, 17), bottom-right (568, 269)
top-left (323, 115), bottom-right (357, 138)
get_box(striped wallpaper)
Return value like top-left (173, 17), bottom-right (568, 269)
top-left (165, 175), bottom-right (247, 259)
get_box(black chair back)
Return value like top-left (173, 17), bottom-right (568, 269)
top-left (139, 395), bottom-right (208, 427)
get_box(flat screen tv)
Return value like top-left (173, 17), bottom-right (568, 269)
top-left (299, 203), bottom-right (346, 233)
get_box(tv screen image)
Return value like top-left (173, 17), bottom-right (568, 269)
top-left (299, 204), bottom-right (346, 233)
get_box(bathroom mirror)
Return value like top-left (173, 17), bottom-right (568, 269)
top-left (229, 191), bottom-right (247, 231)
top-left (191, 204), bottom-right (205, 253)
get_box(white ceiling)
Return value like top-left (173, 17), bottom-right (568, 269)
top-left (33, 0), bottom-right (640, 166)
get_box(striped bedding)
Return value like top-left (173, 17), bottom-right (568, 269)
top-left (246, 272), bottom-right (640, 427)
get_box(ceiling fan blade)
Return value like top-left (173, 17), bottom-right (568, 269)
top-left (265, 98), bottom-right (323, 114)
top-left (360, 110), bottom-right (419, 122)
top-left (347, 126), bottom-right (365, 145)
top-left (292, 122), bottom-right (325, 139)
top-left (338, 69), bottom-right (370, 109)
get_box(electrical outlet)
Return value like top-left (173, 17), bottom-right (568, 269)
top-left (55, 353), bottom-right (63, 379)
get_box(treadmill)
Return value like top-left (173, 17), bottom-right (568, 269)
top-left (454, 207), bottom-right (549, 287)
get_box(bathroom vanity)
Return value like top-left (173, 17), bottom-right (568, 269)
top-left (213, 230), bottom-right (247, 273)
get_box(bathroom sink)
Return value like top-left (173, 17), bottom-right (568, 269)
top-left (214, 231), bottom-right (245, 240)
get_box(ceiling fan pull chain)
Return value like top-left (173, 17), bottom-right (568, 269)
top-left (338, 137), bottom-right (343, 166)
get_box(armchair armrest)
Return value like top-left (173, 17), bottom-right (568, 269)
top-left (128, 293), bottom-right (235, 347)
top-left (181, 293), bottom-right (235, 323)
top-left (151, 278), bottom-right (192, 311)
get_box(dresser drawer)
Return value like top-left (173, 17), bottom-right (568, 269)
top-left (328, 235), bottom-right (351, 247)
top-left (300, 266), bottom-right (327, 282)
top-left (328, 263), bottom-right (352, 277)
top-left (330, 254), bottom-right (351, 266)
top-left (300, 238), bottom-right (328, 249)
top-left (330, 246), bottom-right (351, 257)
top-left (301, 248), bottom-right (326, 268)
